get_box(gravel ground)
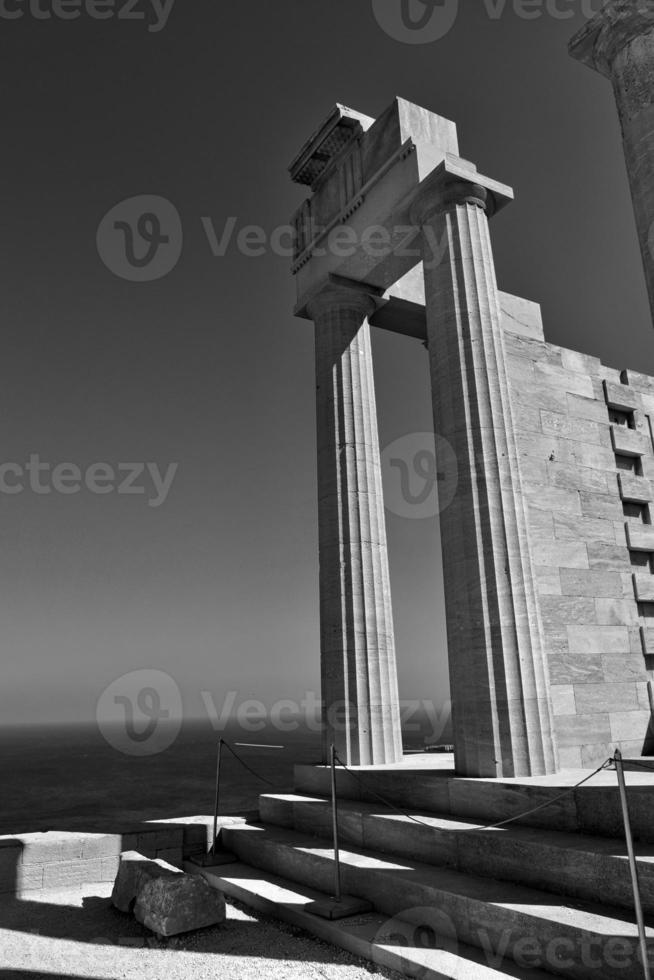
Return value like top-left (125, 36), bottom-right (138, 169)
top-left (0, 882), bottom-right (402, 980)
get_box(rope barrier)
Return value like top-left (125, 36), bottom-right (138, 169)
top-left (333, 751), bottom-right (614, 834)
top-left (209, 737), bottom-right (282, 857)
top-left (613, 757), bottom-right (654, 773)
top-left (220, 738), bottom-right (278, 787)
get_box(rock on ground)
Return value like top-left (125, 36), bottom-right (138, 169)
top-left (134, 871), bottom-right (226, 937)
top-left (111, 850), bottom-right (181, 913)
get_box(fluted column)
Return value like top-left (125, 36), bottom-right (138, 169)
top-left (307, 283), bottom-right (403, 766)
top-left (411, 170), bottom-right (557, 777)
top-left (570, 4), bottom-right (654, 325)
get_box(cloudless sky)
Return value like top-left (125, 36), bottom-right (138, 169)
top-left (0, 0), bottom-right (651, 727)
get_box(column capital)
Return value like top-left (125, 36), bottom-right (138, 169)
top-left (409, 156), bottom-right (514, 227)
top-left (297, 274), bottom-right (384, 322)
top-left (569, 2), bottom-right (654, 78)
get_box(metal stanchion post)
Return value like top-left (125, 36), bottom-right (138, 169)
top-left (306, 746), bottom-right (373, 920)
top-left (211, 738), bottom-right (223, 857)
top-left (614, 748), bottom-right (652, 980)
top-left (330, 743), bottom-right (342, 903)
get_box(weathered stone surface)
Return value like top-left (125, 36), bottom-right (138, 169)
top-left (111, 851), bottom-right (181, 913)
top-left (574, 682), bottom-right (640, 714)
top-left (134, 871), bottom-right (226, 937)
top-left (534, 566), bottom-right (561, 595)
top-left (534, 364), bottom-right (594, 398)
top-left (500, 291), bottom-right (544, 341)
top-left (604, 380), bottom-right (640, 411)
top-left (626, 523), bottom-right (654, 551)
top-left (554, 513), bottom-right (616, 544)
top-left (623, 369), bottom-right (654, 395)
top-left (566, 392), bottom-right (609, 422)
top-left (567, 626), bottom-right (629, 654)
top-left (548, 651), bottom-right (603, 686)
top-left (610, 709), bottom-right (653, 742)
top-left (560, 569), bottom-right (622, 598)
top-left (554, 713), bottom-right (611, 747)
top-left (619, 472), bottom-right (652, 503)
top-left (532, 541), bottom-right (588, 569)
top-left (579, 491), bottom-right (623, 520)
top-left (551, 685), bottom-right (576, 716)
top-left (548, 462), bottom-right (608, 493)
top-left (571, 3), bottom-right (654, 323)
top-left (594, 598), bottom-right (640, 626)
top-left (586, 541), bottom-right (631, 570)
top-left (560, 348), bottom-right (601, 375)
top-left (602, 653), bottom-right (650, 683)
top-left (539, 595), bottom-right (595, 625)
top-left (541, 411), bottom-right (602, 445)
top-left (611, 424), bottom-right (650, 457)
top-left (43, 859), bottom-right (104, 889)
top-left (641, 627), bottom-right (654, 655)
top-left (634, 574), bottom-right (654, 602)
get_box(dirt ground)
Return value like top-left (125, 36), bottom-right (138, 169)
top-left (0, 882), bottom-right (401, 980)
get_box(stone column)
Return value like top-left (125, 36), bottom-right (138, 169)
top-left (411, 168), bottom-right (558, 778)
top-left (307, 283), bottom-right (403, 766)
top-left (570, 4), bottom-right (654, 324)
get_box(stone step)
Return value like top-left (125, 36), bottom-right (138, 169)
top-left (293, 761), bottom-right (654, 841)
top-left (221, 821), bottom-right (654, 980)
top-left (259, 792), bottom-right (654, 916)
top-left (191, 858), bottom-right (552, 980)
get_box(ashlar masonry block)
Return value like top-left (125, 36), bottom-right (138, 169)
top-left (559, 569), bottom-right (622, 598)
top-left (626, 524), bottom-right (654, 551)
top-left (611, 425), bottom-right (651, 456)
top-left (633, 574), bottom-right (654, 602)
top-left (618, 473), bottom-right (652, 503)
top-left (604, 380), bottom-right (640, 412)
top-left (566, 626), bottom-right (629, 654)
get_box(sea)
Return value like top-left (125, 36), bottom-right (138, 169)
top-left (0, 717), bottom-right (435, 836)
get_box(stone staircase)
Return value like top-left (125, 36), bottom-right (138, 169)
top-left (192, 762), bottom-right (654, 979)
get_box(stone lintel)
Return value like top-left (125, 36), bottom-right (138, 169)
top-left (289, 104), bottom-right (375, 189)
top-left (369, 295), bottom-right (427, 340)
top-left (300, 280), bottom-right (543, 344)
top-left (569, 2), bottom-right (654, 77)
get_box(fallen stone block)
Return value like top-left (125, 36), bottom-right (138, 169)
top-left (111, 850), bottom-right (181, 913)
top-left (134, 872), bottom-right (226, 936)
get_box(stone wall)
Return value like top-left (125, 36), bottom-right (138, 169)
top-left (0, 816), bottom-right (250, 897)
top-left (504, 305), bottom-right (654, 767)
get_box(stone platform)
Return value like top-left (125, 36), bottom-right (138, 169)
top-left (294, 753), bottom-right (654, 841)
top-left (189, 754), bottom-right (654, 979)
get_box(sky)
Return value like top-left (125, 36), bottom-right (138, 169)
top-left (0, 0), bottom-right (651, 729)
